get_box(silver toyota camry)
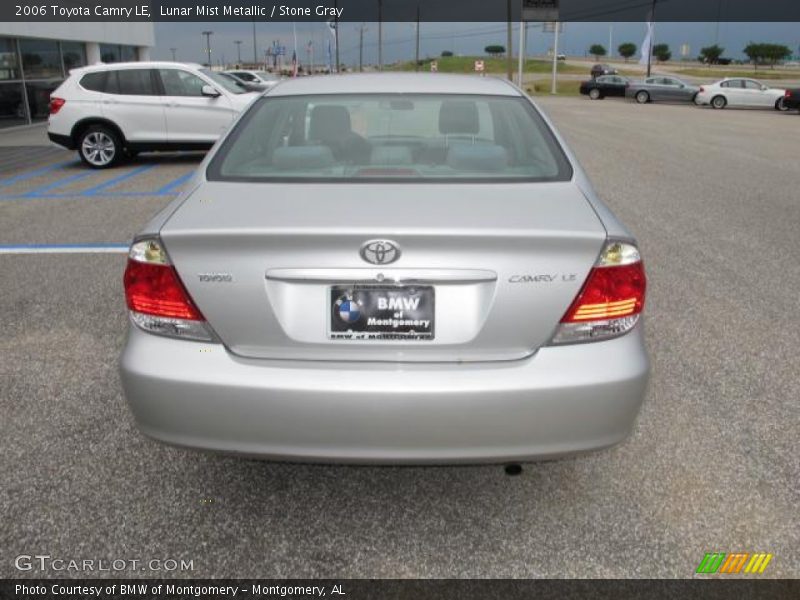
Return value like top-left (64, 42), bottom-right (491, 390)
top-left (120, 74), bottom-right (649, 463)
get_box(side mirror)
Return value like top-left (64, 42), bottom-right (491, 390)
top-left (201, 85), bottom-right (221, 98)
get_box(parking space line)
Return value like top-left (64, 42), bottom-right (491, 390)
top-left (0, 161), bottom-right (76, 187)
top-left (155, 171), bottom-right (194, 195)
top-left (21, 171), bottom-right (94, 197)
top-left (80, 164), bottom-right (157, 195)
top-left (0, 243), bottom-right (128, 254)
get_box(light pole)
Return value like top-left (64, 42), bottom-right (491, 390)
top-left (506, 0), bottom-right (513, 81)
top-left (252, 19), bottom-right (258, 66)
top-left (378, 0), bottom-right (383, 71)
top-left (234, 40), bottom-right (243, 65)
top-left (170, 47), bottom-right (177, 61)
top-left (201, 31), bottom-right (213, 67)
top-left (646, 0), bottom-right (657, 77)
top-left (358, 24), bottom-right (367, 72)
top-left (414, 4), bottom-right (420, 72)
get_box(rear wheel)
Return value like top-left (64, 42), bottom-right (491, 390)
top-left (78, 125), bottom-right (121, 169)
top-left (588, 88), bottom-right (602, 100)
top-left (635, 90), bottom-right (649, 104)
top-left (775, 98), bottom-right (789, 111)
top-left (711, 95), bottom-right (727, 109)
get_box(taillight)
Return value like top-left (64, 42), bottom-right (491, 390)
top-left (786, 90), bottom-right (792, 98)
top-left (550, 241), bottom-right (646, 345)
top-left (123, 238), bottom-right (214, 341)
top-left (49, 97), bottom-right (65, 115)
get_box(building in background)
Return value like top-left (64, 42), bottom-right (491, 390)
top-left (0, 22), bottom-right (154, 128)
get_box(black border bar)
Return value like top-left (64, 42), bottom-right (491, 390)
top-left (4, 0), bottom-right (800, 22)
top-left (3, 579), bottom-right (800, 600)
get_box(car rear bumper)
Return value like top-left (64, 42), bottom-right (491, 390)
top-left (47, 131), bottom-right (74, 150)
top-left (120, 323), bottom-right (650, 464)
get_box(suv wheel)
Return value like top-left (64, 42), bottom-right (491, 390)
top-left (78, 125), bottom-right (121, 168)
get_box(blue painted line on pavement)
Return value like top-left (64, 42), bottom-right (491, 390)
top-left (0, 242), bottom-right (129, 254)
top-left (21, 171), bottom-right (94, 197)
top-left (80, 164), bottom-right (157, 195)
top-left (0, 161), bottom-right (76, 187)
top-left (155, 171), bottom-right (194, 195)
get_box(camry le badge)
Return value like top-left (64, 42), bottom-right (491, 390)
top-left (360, 240), bottom-right (401, 265)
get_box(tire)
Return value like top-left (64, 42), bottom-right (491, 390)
top-left (635, 90), bottom-right (649, 104)
top-left (775, 98), bottom-right (789, 112)
top-left (78, 125), bottom-right (122, 169)
top-left (588, 88), bottom-right (602, 100)
top-left (711, 95), bottom-right (727, 109)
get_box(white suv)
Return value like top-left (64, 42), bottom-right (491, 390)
top-left (48, 62), bottom-right (260, 168)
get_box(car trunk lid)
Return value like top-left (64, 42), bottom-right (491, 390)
top-left (160, 181), bottom-right (606, 362)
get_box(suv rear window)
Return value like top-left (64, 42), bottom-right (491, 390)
top-left (79, 69), bottom-right (156, 95)
top-left (80, 72), bottom-right (106, 92)
top-left (207, 94), bottom-right (572, 183)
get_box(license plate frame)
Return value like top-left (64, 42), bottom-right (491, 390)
top-left (329, 284), bottom-right (435, 341)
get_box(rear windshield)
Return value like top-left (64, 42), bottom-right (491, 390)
top-left (207, 94), bottom-right (572, 182)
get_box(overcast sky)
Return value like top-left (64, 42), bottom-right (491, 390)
top-left (152, 22), bottom-right (800, 67)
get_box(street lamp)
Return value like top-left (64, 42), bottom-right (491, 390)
top-left (234, 40), bottom-right (243, 65)
top-left (170, 47), bottom-right (177, 61)
top-left (201, 31), bottom-right (213, 67)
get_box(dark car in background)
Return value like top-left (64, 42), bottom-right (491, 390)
top-left (783, 89), bottom-right (800, 112)
top-left (590, 64), bottom-right (618, 79)
top-left (580, 75), bottom-right (631, 100)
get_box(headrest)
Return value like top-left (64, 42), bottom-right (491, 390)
top-left (439, 101), bottom-right (480, 135)
top-left (308, 105), bottom-right (352, 141)
top-left (370, 146), bottom-right (413, 165)
top-left (272, 146), bottom-right (334, 169)
top-left (446, 144), bottom-right (508, 172)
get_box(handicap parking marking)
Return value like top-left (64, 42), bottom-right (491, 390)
top-left (0, 160), bottom-right (79, 188)
top-left (155, 171), bottom-right (194, 195)
top-left (20, 171), bottom-right (95, 197)
top-left (80, 164), bottom-right (157, 195)
top-left (0, 242), bottom-right (128, 254)
top-left (0, 165), bottom-right (196, 200)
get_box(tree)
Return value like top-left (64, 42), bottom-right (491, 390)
top-left (589, 44), bottom-right (606, 60)
top-left (484, 45), bottom-right (505, 56)
top-left (652, 43), bottom-right (672, 63)
top-left (699, 44), bottom-right (724, 64)
top-left (617, 42), bottom-right (637, 62)
top-left (441, 50), bottom-right (453, 57)
top-left (743, 42), bottom-right (791, 69)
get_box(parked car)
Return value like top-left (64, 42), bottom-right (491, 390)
top-left (590, 64), bottom-right (618, 78)
top-left (694, 78), bottom-right (788, 111)
top-left (47, 62), bottom-right (259, 168)
top-left (120, 73), bottom-right (649, 464)
top-left (782, 88), bottom-right (800, 112)
top-left (626, 76), bottom-right (700, 104)
top-left (224, 69), bottom-right (283, 89)
top-left (580, 75), bottom-right (631, 100)
top-left (218, 71), bottom-right (265, 93)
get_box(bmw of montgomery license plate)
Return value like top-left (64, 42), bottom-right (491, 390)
top-left (329, 285), bottom-right (435, 340)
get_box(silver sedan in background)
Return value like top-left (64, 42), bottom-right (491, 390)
top-left (627, 76), bottom-right (700, 104)
top-left (120, 74), bottom-right (649, 464)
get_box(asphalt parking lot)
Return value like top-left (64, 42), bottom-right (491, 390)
top-left (1, 98), bottom-right (797, 579)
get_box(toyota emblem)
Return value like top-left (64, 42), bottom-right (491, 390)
top-left (359, 240), bottom-right (401, 265)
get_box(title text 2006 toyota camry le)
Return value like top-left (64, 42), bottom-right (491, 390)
top-left (120, 74), bottom-right (649, 463)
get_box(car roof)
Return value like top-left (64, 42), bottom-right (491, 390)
top-left (72, 61), bottom-right (204, 74)
top-left (267, 73), bottom-right (521, 97)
